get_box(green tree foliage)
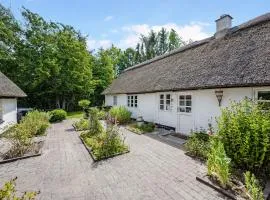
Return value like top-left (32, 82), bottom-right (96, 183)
top-left (0, 3), bottom-right (188, 108)
top-left (217, 99), bottom-right (270, 174)
top-left (116, 28), bottom-right (185, 74)
top-left (91, 49), bottom-right (114, 105)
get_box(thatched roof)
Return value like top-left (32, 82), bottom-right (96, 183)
top-left (103, 13), bottom-right (270, 95)
top-left (0, 72), bottom-right (26, 98)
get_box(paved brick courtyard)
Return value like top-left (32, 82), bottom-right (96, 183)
top-left (0, 120), bottom-right (225, 200)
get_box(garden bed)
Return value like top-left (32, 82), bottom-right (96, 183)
top-left (79, 135), bottom-right (129, 162)
top-left (0, 141), bottom-right (44, 164)
top-left (126, 122), bottom-right (156, 135)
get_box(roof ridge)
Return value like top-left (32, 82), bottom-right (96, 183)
top-left (123, 12), bottom-right (270, 73)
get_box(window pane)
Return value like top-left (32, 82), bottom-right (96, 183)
top-left (258, 91), bottom-right (270, 100)
top-left (160, 94), bottom-right (164, 99)
top-left (179, 107), bottom-right (185, 112)
top-left (179, 100), bottom-right (185, 106)
top-left (186, 95), bottom-right (191, 100)
top-left (166, 105), bottom-right (171, 110)
top-left (160, 100), bottom-right (164, 104)
top-left (131, 96), bottom-right (134, 100)
top-left (166, 100), bottom-right (170, 104)
top-left (166, 94), bottom-right (170, 100)
top-left (179, 95), bottom-right (185, 100)
top-left (128, 96), bottom-right (130, 100)
top-left (135, 103), bottom-right (138, 107)
top-left (135, 96), bottom-right (137, 100)
top-left (186, 107), bottom-right (192, 113)
top-left (186, 100), bottom-right (192, 106)
top-left (160, 105), bottom-right (164, 110)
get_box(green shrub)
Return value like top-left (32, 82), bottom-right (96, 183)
top-left (78, 99), bottom-right (90, 109)
top-left (49, 109), bottom-right (67, 122)
top-left (217, 99), bottom-right (270, 174)
top-left (185, 130), bottom-right (210, 159)
top-left (97, 110), bottom-right (106, 120)
top-left (78, 99), bottom-right (91, 118)
top-left (88, 107), bottom-right (103, 135)
top-left (244, 171), bottom-right (264, 200)
top-left (4, 110), bottom-right (50, 158)
top-left (207, 138), bottom-right (231, 188)
top-left (128, 122), bottom-right (155, 134)
top-left (22, 110), bottom-right (50, 136)
top-left (73, 119), bottom-right (89, 131)
top-left (82, 125), bottom-right (128, 160)
top-left (0, 177), bottom-right (38, 200)
top-left (109, 106), bottom-right (131, 124)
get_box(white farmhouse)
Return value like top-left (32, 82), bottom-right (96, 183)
top-left (103, 13), bottom-right (270, 135)
top-left (0, 72), bottom-right (26, 133)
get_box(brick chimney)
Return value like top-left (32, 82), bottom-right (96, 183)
top-left (215, 14), bottom-right (233, 39)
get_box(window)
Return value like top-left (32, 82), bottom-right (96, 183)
top-left (127, 95), bottom-right (138, 107)
top-left (113, 96), bottom-right (117, 105)
top-left (160, 94), bottom-right (171, 111)
top-left (257, 91), bottom-right (270, 110)
top-left (178, 95), bottom-right (192, 113)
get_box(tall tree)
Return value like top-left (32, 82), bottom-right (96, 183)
top-left (0, 4), bottom-right (21, 80)
top-left (157, 28), bottom-right (168, 55)
top-left (92, 49), bottom-right (114, 105)
top-left (168, 29), bottom-right (184, 51)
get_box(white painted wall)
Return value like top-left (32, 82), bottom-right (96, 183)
top-left (0, 98), bottom-right (17, 133)
top-left (105, 86), bottom-right (270, 135)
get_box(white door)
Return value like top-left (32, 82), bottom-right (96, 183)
top-left (176, 93), bottom-right (193, 134)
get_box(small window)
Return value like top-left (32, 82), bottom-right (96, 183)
top-left (160, 94), bottom-right (171, 111)
top-left (113, 96), bottom-right (117, 106)
top-left (127, 95), bottom-right (138, 107)
top-left (178, 95), bottom-right (192, 113)
top-left (257, 91), bottom-right (270, 110)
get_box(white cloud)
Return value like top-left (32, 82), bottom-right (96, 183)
top-left (118, 22), bottom-right (211, 48)
top-left (104, 16), bottom-right (113, 22)
top-left (87, 39), bottom-right (112, 50)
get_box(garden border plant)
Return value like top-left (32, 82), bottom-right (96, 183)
top-left (79, 107), bottom-right (129, 162)
top-left (195, 99), bottom-right (269, 200)
top-left (126, 122), bottom-right (156, 135)
top-left (0, 110), bottom-right (49, 164)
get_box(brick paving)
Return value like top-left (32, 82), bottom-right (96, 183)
top-left (0, 120), bottom-right (225, 200)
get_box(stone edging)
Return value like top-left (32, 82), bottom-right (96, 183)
top-left (196, 175), bottom-right (236, 200)
top-left (79, 136), bottom-right (129, 162)
top-left (0, 152), bottom-right (42, 165)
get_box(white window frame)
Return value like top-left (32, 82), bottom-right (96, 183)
top-left (255, 89), bottom-right (270, 110)
top-left (177, 94), bottom-right (192, 113)
top-left (127, 95), bottom-right (138, 108)
top-left (159, 93), bottom-right (172, 111)
top-left (113, 96), bottom-right (117, 106)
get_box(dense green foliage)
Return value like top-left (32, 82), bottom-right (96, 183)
top-left (128, 122), bottom-right (155, 134)
top-left (217, 99), bottom-right (270, 174)
top-left (82, 125), bottom-right (128, 160)
top-left (207, 138), bottom-right (231, 188)
top-left (244, 171), bottom-right (264, 200)
top-left (185, 131), bottom-right (210, 159)
top-left (88, 107), bottom-right (103, 135)
top-left (0, 4), bottom-right (187, 109)
top-left (0, 177), bottom-right (37, 200)
top-left (78, 100), bottom-right (91, 110)
top-left (73, 119), bottom-right (89, 131)
top-left (49, 109), bottom-right (67, 122)
top-left (4, 111), bottom-right (49, 157)
top-left (109, 106), bottom-right (131, 124)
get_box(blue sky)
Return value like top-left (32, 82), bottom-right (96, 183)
top-left (1, 0), bottom-right (270, 50)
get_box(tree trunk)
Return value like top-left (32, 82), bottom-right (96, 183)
top-left (56, 97), bottom-right (60, 108)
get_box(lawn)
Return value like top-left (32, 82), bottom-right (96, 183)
top-left (67, 111), bottom-right (83, 119)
